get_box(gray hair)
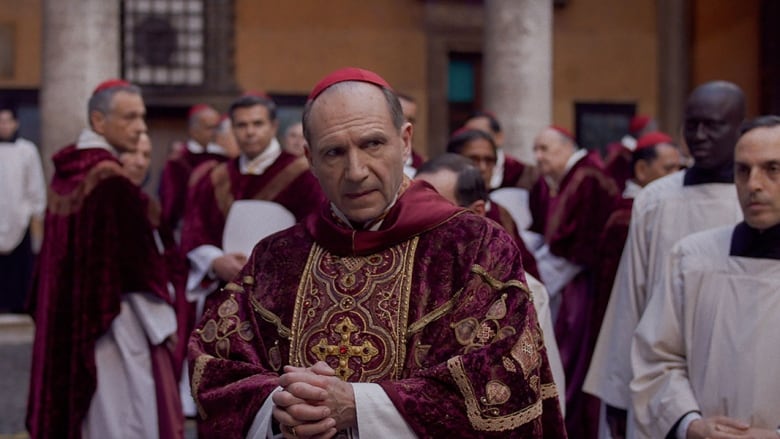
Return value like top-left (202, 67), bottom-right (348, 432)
top-left (87, 83), bottom-right (142, 128)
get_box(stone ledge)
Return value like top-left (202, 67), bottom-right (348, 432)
top-left (0, 314), bottom-right (34, 345)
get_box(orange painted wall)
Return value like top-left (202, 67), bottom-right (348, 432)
top-left (0, 0), bottom-right (41, 88)
top-left (233, 0), bottom-right (429, 152)
top-left (692, 0), bottom-right (760, 117)
top-left (552, 0), bottom-right (659, 131)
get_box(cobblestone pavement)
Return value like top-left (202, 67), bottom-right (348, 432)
top-left (0, 315), bottom-right (197, 438)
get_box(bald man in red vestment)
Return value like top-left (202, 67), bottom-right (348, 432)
top-left (189, 68), bottom-right (566, 438)
top-left (528, 126), bottom-right (618, 439)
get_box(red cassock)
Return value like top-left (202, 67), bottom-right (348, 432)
top-left (179, 152), bottom-right (325, 255)
top-left (500, 153), bottom-right (539, 190)
top-left (592, 196), bottom-right (633, 348)
top-left (158, 144), bottom-right (230, 231)
top-left (603, 142), bottom-right (633, 193)
top-left (26, 146), bottom-right (181, 439)
top-left (485, 201), bottom-right (541, 281)
top-left (529, 153), bottom-right (619, 439)
top-left (189, 181), bottom-right (567, 438)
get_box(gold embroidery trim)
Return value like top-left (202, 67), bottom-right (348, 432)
top-left (447, 356), bottom-right (543, 431)
top-left (393, 237), bottom-right (417, 376)
top-left (288, 238), bottom-right (417, 380)
top-left (288, 242), bottom-right (320, 366)
top-left (191, 354), bottom-right (214, 420)
top-left (471, 265), bottom-right (530, 296)
top-left (224, 282), bottom-right (243, 292)
top-left (408, 287), bottom-right (463, 336)
top-left (249, 292), bottom-right (291, 339)
top-left (540, 382), bottom-right (558, 400)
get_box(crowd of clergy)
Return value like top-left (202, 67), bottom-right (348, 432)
top-left (3, 66), bottom-right (778, 439)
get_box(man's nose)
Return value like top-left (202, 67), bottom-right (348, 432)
top-left (747, 168), bottom-right (764, 191)
top-left (345, 149), bottom-right (369, 181)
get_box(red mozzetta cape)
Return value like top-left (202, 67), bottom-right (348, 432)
top-left (485, 201), bottom-right (541, 281)
top-left (26, 145), bottom-right (171, 439)
top-left (180, 152), bottom-right (325, 255)
top-left (158, 144), bottom-right (229, 230)
top-left (501, 153), bottom-right (539, 190)
top-left (189, 181), bottom-right (567, 438)
top-left (528, 153), bottom-right (618, 438)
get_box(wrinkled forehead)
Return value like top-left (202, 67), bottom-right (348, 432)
top-left (309, 82), bottom-right (389, 127)
top-left (736, 126), bottom-right (780, 158)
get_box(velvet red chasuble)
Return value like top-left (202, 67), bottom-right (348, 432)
top-left (180, 152), bottom-right (324, 255)
top-left (159, 145), bottom-right (229, 230)
top-left (26, 146), bottom-right (172, 438)
top-left (189, 181), bottom-right (566, 438)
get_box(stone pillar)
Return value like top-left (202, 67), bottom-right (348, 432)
top-left (483, 0), bottom-right (552, 163)
top-left (657, 0), bottom-right (691, 136)
top-left (40, 0), bottom-right (120, 178)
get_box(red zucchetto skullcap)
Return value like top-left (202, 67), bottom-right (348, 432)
top-left (629, 115), bottom-right (651, 135)
top-left (550, 125), bottom-right (574, 141)
top-left (92, 79), bottom-right (131, 96)
top-left (188, 103), bottom-right (211, 118)
top-left (308, 67), bottom-right (392, 102)
top-left (636, 131), bottom-right (674, 150)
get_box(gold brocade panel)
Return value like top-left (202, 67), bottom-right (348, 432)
top-left (288, 238), bottom-right (418, 382)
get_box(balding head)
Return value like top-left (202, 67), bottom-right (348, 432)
top-left (684, 81), bottom-right (745, 171)
top-left (303, 80), bottom-right (412, 224)
top-left (188, 105), bottom-right (220, 148)
top-left (533, 127), bottom-right (577, 183)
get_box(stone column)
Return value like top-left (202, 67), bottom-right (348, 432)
top-left (483, 0), bottom-right (552, 163)
top-left (40, 0), bottom-right (120, 178)
top-left (657, 0), bottom-right (691, 136)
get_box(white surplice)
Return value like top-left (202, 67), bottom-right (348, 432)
top-left (630, 226), bottom-right (780, 438)
top-left (82, 293), bottom-right (177, 439)
top-left (584, 171), bottom-right (742, 411)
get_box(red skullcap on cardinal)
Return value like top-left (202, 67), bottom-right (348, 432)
top-left (308, 67), bottom-right (393, 102)
top-left (636, 131), bottom-right (674, 150)
top-left (92, 79), bottom-right (132, 96)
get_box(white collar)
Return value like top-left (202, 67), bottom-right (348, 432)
top-left (239, 138), bottom-right (282, 175)
top-left (187, 139), bottom-right (227, 155)
top-left (563, 148), bottom-right (588, 176)
top-left (76, 129), bottom-right (119, 156)
top-left (329, 189), bottom-right (402, 231)
top-left (621, 135), bottom-right (637, 151)
top-left (623, 179), bottom-right (642, 199)
top-left (545, 148), bottom-right (588, 191)
top-left (490, 148), bottom-right (506, 189)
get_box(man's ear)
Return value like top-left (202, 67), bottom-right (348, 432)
top-left (90, 110), bottom-right (106, 135)
top-left (468, 199), bottom-right (487, 217)
top-left (634, 160), bottom-right (649, 186)
top-left (401, 122), bottom-right (413, 161)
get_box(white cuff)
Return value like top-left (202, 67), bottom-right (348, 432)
top-left (125, 292), bottom-right (177, 345)
top-left (246, 386), bottom-right (282, 439)
top-left (353, 383), bottom-right (416, 438)
top-left (676, 411), bottom-right (702, 439)
top-left (534, 244), bottom-right (582, 299)
top-left (186, 244), bottom-right (224, 299)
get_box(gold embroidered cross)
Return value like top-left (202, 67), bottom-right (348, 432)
top-left (311, 317), bottom-right (379, 380)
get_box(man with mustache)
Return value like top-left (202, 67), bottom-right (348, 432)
top-left (631, 115), bottom-right (780, 438)
top-left (585, 81), bottom-right (745, 438)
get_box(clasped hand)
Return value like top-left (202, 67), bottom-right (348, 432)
top-left (272, 361), bottom-right (356, 439)
top-left (688, 416), bottom-right (779, 439)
